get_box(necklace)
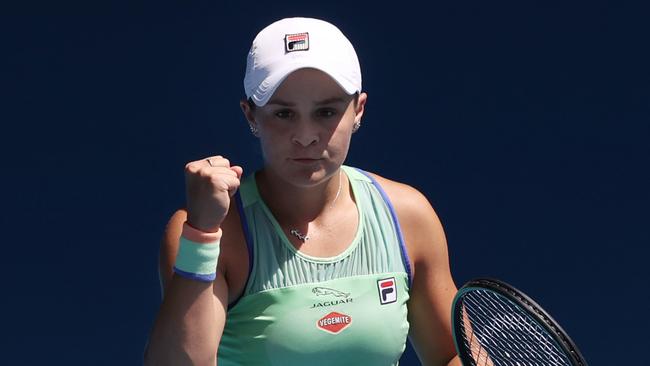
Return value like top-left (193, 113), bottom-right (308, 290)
top-left (290, 229), bottom-right (310, 241)
top-left (289, 170), bottom-right (343, 242)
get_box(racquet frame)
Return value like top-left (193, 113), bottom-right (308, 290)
top-left (451, 278), bottom-right (587, 366)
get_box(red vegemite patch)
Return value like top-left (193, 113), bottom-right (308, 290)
top-left (316, 311), bottom-right (352, 334)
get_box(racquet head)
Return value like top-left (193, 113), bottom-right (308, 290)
top-left (452, 278), bottom-right (588, 366)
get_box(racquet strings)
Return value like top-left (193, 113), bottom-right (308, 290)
top-left (457, 289), bottom-right (573, 366)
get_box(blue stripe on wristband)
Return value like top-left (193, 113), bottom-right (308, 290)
top-left (174, 236), bottom-right (221, 281)
top-left (173, 267), bottom-right (217, 282)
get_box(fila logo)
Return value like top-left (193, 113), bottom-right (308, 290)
top-left (285, 32), bottom-right (309, 52)
top-left (377, 277), bottom-right (397, 305)
top-left (317, 311), bottom-right (352, 334)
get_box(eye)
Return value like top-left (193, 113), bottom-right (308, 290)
top-left (274, 109), bottom-right (294, 119)
top-left (316, 108), bottom-right (337, 118)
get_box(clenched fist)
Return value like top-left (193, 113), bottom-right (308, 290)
top-left (184, 156), bottom-right (243, 233)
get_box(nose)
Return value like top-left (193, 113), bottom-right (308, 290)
top-left (291, 120), bottom-right (319, 147)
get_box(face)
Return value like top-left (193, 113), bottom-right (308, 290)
top-left (241, 68), bottom-right (367, 187)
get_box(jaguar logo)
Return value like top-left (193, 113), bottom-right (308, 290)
top-left (310, 287), bottom-right (353, 309)
top-left (312, 287), bottom-right (350, 298)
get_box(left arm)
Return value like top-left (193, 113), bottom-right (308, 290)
top-left (372, 175), bottom-right (460, 366)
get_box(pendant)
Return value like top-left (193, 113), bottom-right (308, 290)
top-left (290, 229), bottom-right (310, 241)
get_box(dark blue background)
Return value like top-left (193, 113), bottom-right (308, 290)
top-left (3, 1), bottom-right (648, 365)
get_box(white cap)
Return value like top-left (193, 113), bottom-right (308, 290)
top-left (244, 17), bottom-right (362, 107)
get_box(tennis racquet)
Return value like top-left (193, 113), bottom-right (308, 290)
top-left (452, 278), bottom-right (588, 366)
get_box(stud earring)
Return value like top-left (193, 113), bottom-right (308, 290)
top-left (352, 120), bottom-right (361, 133)
top-left (249, 124), bottom-right (259, 136)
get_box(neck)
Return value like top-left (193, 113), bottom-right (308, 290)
top-left (256, 167), bottom-right (346, 227)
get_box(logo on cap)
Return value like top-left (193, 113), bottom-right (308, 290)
top-left (377, 277), bottom-right (397, 305)
top-left (285, 32), bottom-right (309, 52)
top-left (316, 311), bottom-right (352, 334)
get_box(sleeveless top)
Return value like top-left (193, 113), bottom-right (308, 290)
top-left (217, 165), bottom-right (412, 366)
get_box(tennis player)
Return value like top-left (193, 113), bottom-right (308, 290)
top-left (145, 17), bottom-right (461, 366)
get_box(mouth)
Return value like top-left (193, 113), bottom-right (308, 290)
top-left (290, 158), bottom-right (323, 164)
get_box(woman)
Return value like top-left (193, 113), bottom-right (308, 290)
top-left (145, 17), bottom-right (460, 366)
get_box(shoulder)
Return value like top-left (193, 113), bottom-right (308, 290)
top-left (364, 171), bottom-right (435, 221)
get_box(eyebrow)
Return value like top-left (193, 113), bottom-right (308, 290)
top-left (315, 97), bottom-right (348, 106)
top-left (266, 96), bottom-right (349, 107)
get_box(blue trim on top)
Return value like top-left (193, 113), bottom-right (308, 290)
top-left (173, 267), bottom-right (216, 282)
top-left (228, 190), bottom-right (254, 310)
top-left (355, 168), bottom-right (413, 286)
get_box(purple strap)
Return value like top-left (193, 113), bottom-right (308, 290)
top-left (355, 168), bottom-right (413, 286)
top-left (227, 190), bottom-right (254, 309)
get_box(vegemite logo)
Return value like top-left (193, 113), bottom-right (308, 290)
top-left (377, 277), bottom-right (397, 305)
top-left (285, 32), bottom-right (309, 52)
top-left (317, 311), bottom-right (352, 334)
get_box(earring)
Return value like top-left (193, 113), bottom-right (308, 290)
top-left (352, 120), bottom-right (361, 133)
top-left (249, 124), bottom-right (259, 137)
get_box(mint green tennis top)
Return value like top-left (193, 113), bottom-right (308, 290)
top-left (218, 166), bottom-right (412, 366)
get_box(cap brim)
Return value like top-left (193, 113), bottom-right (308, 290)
top-left (250, 62), bottom-right (359, 107)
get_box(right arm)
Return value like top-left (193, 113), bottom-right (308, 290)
top-left (143, 210), bottom-right (229, 366)
top-left (144, 156), bottom-right (242, 366)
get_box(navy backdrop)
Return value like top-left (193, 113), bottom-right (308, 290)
top-left (3, 1), bottom-right (649, 365)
